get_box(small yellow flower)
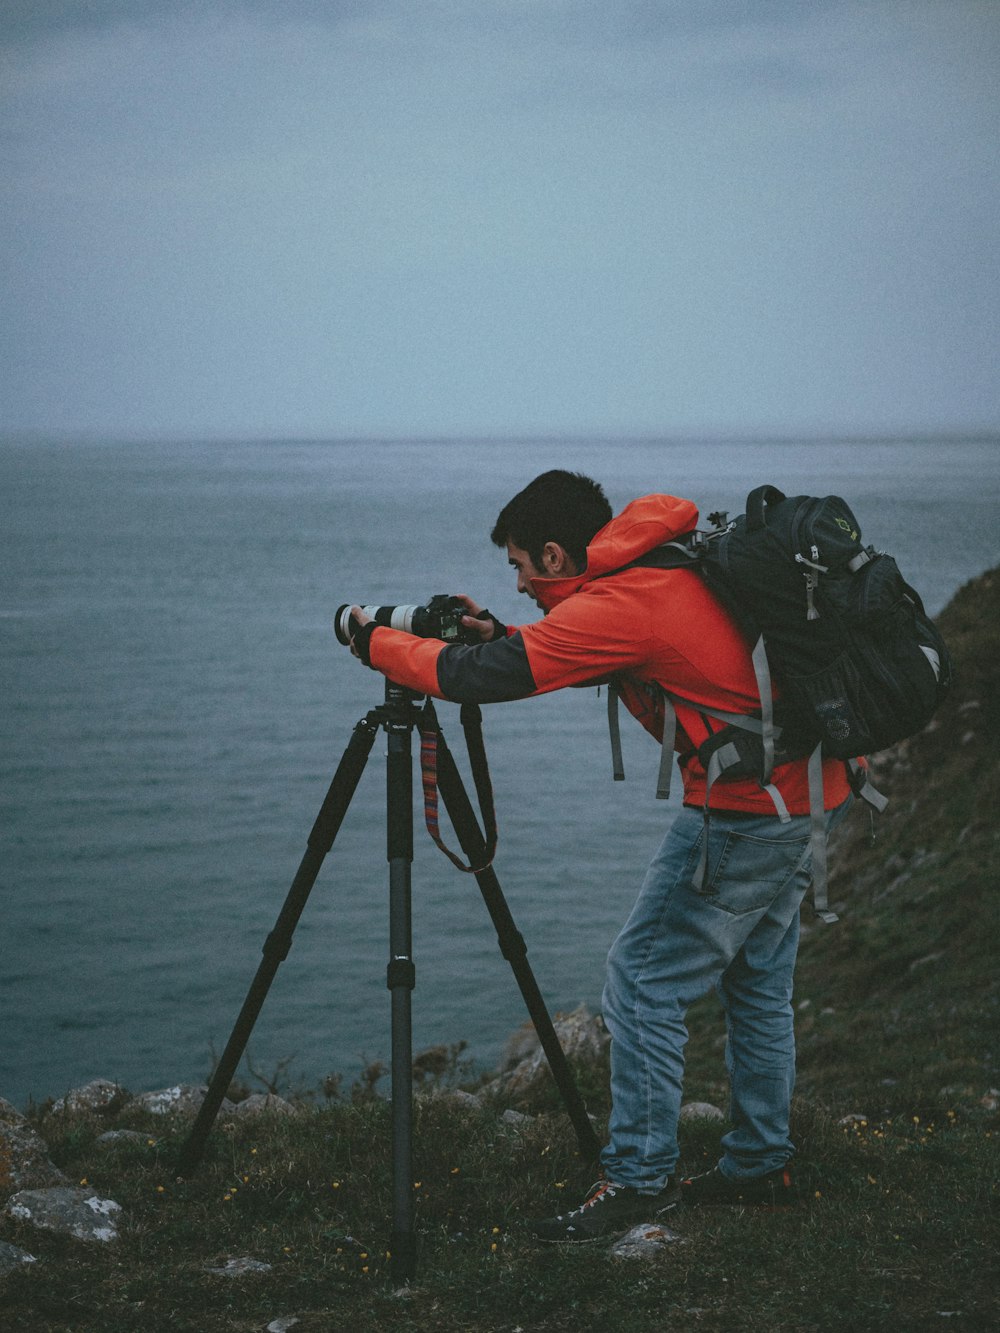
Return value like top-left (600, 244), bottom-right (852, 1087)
top-left (79, 1177), bottom-right (88, 1186)
top-left (912, 1116), bottom-right (920, 1125)
top-left (156, 1185), bottom-right (165, 1194)
top-left (223, 1194), bottom-right (232, 1202)
top-left (451, 1167), bottom-right (460, 1175)
top-left (331, 1180), bottom-right (341, 1189)
top-left (413, 1181), bottom-right (422, 1189)
top-left (361, 1265), bottom-right (369, 1274)
top-left (492, 1226), bottom-right (501, 1235)
top-left (490, 1242), bottom-right (498, 1253)
top-left (251, 1147), bottom-right (258, 1155)
top-left (814, 1190), bottom-right (822, 1199)
top-left (867, 1175), bottom-right (877, 1185)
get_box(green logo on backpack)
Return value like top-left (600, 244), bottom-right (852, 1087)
top-left (835, 517), bottom-right (859, 539)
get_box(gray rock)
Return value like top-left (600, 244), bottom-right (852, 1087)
top-left (494, 1004), bottom-right (610, 1098)
top-left (611, 1221), bottom-right (685, 1259)
top-left (51, 1079), bottom-right (125, 1114)
top-left (228, 1093), bottom-right (298, 1117)
top-left (96, 1129), bottom-right (151, 1146)
top-left (0, 1123), bottom-right (68, 1200)
top-left (678, 1101), bottom-right (725, 1123)
top-left (0, 1098), bottom-right (27, 1127)
top-left (205, 1256), bottom-right (273, 1276)
top-left (500, 1108), bottom-right (533, 1126)
top-left (132, 1084), bottom-right (235, 1116)
top-left (5, 1187), bottom-right (121, 1243)
top-left (418, 1088), bottom-right (481, 1111)
top-left (0, 1239), bottom-right (38, 1276)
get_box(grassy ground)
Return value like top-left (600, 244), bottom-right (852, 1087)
top-left (1, 1085), bottom-right (997, 1332)
top-left (3, 569), bottom-right (998, 1331)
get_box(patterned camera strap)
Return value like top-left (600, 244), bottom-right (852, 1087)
top-left (419, 700), bottom-right (498, 873)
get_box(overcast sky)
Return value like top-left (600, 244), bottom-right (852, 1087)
top-left (2, 0), bottom-right (997, 440)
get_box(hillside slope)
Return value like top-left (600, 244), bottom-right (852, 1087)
top-left (792, 566), bottom-right (999, 1109)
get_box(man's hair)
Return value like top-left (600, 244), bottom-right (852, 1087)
top-left (490, 470), bottom-right (613, 568)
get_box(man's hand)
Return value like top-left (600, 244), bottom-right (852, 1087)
top-left (454, 594), bottom-right (505, 643)
top-left (348, 605), bottom-right (376, 664)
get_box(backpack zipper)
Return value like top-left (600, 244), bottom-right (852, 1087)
top-left (789, 501), bottom-right (828, 621)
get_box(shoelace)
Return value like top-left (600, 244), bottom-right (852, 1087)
top-left (574, 1180), bottom-right (619, 1214)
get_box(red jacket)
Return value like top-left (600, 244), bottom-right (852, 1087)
top-left (368, 494), bottom-right (852, 815)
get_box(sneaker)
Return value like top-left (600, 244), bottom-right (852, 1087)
top-left (529, 1178), bottom-right (680, 1244)
top-left (680, 1163), bottom-right (794, 1207)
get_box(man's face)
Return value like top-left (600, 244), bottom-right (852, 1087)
top-left (505, 539), bottom-right (547, 603)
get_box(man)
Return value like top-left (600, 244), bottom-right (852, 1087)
top-left (348, 469), bottom-right (852, 1243)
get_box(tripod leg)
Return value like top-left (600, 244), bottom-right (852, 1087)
top-left (176, 713), bottom-right (380, 1177)
top-left (432, 729), bottom-right (602, 1163)
top-left (385, 688), bottom-right (417, 1283)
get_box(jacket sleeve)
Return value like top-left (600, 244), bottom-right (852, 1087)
top-left (367, 587), bottom-right (653, 702)
top-left (367, 626), bottom-right (539, 702)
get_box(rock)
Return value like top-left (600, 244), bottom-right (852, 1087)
top-left (610, 1222), bottom-right (685, 1259)
top-left (500, 1108), bottom-right (533, 1127)
top-left (96, 1130), bottom-right (151, 1147)
top-left (980, 1088), bottom-right (1000, 1112)
top-left (227, 1093), bottom-right (298, 1118)
top-left (5, 1187), bottom-right (122, 1243)
top-left (266, 1320), bottom-right (300, 1333)
top-left (132, 1085), bottom-right (235, 1117)
top-left (837, 1113), bottom-right (870, 1126)
top-left (51, 1079), bottom-right (126, 1115)
top-left (0, 1123), bottom-right (68, 1199)
top-left (205, 1256), bottom-right (273, 1276)
top-left (679, 1101), bottom-right (725, 1123)
top-left (0, 1239), bottom-right (37, 1276)
top-left (494, 1005), bottom-right (610, 1098)
top-left (0, 1099), bottom-right (27, 1127)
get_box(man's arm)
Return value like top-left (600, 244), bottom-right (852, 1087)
top-left (365, 627), bottom-right (537, 702)
top-left (361, 586), bottom-right (651, 703)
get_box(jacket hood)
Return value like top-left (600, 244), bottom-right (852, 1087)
top-left (529, 493), bottom-right (699, 612)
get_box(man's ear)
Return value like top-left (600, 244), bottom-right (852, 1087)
top-left (541, 542), bottom-right (575, 575)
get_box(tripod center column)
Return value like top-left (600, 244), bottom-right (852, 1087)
top-left (384, 681), bottom-right (418, 1281)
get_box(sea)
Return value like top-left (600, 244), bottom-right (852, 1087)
top-left (2, 435), bottom-right (998, 1110)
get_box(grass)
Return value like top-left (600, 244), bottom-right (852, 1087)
top-left (1, 1075), bottom-right (997, 1332)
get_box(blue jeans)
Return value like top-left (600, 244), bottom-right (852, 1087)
top-left (600, 799), bottom-right (850, 1191)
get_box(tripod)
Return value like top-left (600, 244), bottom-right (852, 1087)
top-left (177, 681), bottom-right (601, 1282)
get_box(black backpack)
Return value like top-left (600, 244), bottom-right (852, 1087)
top-left (607, 484), bottom-right (952, 920)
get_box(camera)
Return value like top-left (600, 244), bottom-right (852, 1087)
top-left (334, 594), bottom-right (481, 647)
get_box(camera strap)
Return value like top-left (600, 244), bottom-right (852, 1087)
top-left (418, 699), bottom-right (498, 873)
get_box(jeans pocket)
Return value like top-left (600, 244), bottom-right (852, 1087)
top-left (686, 827), bottom-right (811, 916)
